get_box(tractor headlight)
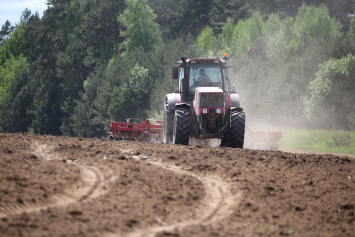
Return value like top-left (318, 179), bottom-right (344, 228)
top-left (203, 108), bottom-right (208, 113)
top-left (216, 108), bottom-right (221, 113)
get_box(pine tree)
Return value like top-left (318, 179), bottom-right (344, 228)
top-left (118, 0), bottom-right (162, 53)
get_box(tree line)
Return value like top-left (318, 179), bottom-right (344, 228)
top-left (0, 0), bottom-right (354, 137)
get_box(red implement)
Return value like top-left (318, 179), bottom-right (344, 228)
top-left (244, 127), bottom-right (282, 151)
top-left (108, 118), bottom-right (163, 141)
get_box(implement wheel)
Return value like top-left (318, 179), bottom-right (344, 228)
top-left (220, 111), bottom-right (245, 148)
top-left (163, 106), bottom-right (174, 144)
top-left (173, 107), bottom-right (190, 145)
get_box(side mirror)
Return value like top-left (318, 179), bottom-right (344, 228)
top-left (172, 67), bottom-right (178, 79)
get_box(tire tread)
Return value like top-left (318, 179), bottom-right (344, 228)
top-left (173, 108), bottom-right (190, 145)
top-left (221, 111), bottom-right (245, 148)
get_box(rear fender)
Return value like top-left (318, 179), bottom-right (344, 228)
top-left (165, 93), bottom-right (181, 111)
top-left (226, 92), bottom-right (243, 123)
top-left (229, 106), bottom-right (243, 113)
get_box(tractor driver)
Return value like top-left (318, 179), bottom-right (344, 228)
top-left (190, 68), bottom-right (212, 93)
top-left (197, 69), bottom-right (211, 84)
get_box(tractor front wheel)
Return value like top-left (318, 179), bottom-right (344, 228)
top-left (220, 111), bottom-right (245, 148)
top-left (173, 107), bottom-right (190, 145)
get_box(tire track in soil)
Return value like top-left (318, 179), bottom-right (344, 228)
top-left (107, 150), bottom-right (240, 237)
top-left (0, 143), bottom-right (118, 218)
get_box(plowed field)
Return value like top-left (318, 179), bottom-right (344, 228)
top-left (0, 133), bottom-right (354, 237)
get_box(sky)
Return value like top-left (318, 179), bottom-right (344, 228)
top-left (0, 0), bottom-right (47, 27)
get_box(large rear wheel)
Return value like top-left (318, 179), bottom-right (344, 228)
top-left (173, 107), bottom-right (190, 145)
top-left (220, 111), bottom-right (245, 148)
top-left (163, 107), bottom-right (174, 144)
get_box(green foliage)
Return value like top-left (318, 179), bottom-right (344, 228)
top-left (232, 20), bottom-right (252, 54)
top-left (20, 8), bottom-right (32, 23)
top-left (33, 85), bottom-right (63, 135)
top-left (197, 26), bottom-right (215, 56)
top-left (294, 4), bottom-right (339, 44)
top-left (148, 0), bottom-right (253, 39)
top-left (63, 0), bottom-right (82, 47)
top-left (161, 0), bottom-right (213, 39)
top-left (247, 12), bottom-right (263, 43)
top-left (118, 0), bottom-right (162, 53)
top-left (108, 64), bottom-right (149, 120)
top-left (221, 18), bottom-right (234, 50)
top-left (0, 20), bottom-right (28, 66)
top-left (208, 0), bottom-right (252, 34)
top-left (196, 12), bottom-right (264, 56)
top-left (263, 13), bottom-right (280, 36)
top-left (70, 63), bottom-right (109, 138)
top-left (349, 109), bottom-right (355, 130)
top-left (0, 67), bottom-right (37, 133)
top-left (26, 127), bottom-right (34, 135)
top-left (0, 55), bottom-right (28, 103)
top-left (223, 5), bottom-right (337, 126)
top-left (326, 133), bottom-right (352, 147)
top-left (303, 54), bottom-right (355, 129)
top-left (81, 0), bottom-right (125, 63)
top-left (30, 0), bottom-right (71, 135)
top-left (263, 125), bottom-right (355, 155)
top-left (349, 17), bottom-right (355, 41)
top-left (0, 20), bottom-right (15, 44)
top-left (267, 4), bottom-right (339, 61)
top-left (56, 26), bottom-right (91, 135)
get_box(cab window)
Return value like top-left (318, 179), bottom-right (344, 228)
top-left (189, 65), bottom-right (222, 95)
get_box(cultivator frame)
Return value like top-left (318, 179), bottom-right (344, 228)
top-left (108, 118), bottom-right (163, 141)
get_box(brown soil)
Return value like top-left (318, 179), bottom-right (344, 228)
top-left (0, 133), bottom-right (354, 237)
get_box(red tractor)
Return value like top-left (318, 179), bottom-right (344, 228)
top-left (163, 55), bottom-right (245, 148)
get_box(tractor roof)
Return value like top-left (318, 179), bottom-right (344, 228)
top-left (177, 58), bottom-right (227, 67)
top-left (196, 87), bottom-right (224, 93)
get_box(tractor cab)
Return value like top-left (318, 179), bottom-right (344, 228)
top-left (175, 58), bottom-right (230, 103)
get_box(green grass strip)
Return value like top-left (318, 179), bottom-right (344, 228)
top-left (253, 126), bottom-right (355, 155)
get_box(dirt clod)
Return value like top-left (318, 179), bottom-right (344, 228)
top-left (118, 155), bottom-right (127, 160)
top-left (4, 148), bottom-right (12, 153)
top-left (69, 210), bottom-right (82, 216)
